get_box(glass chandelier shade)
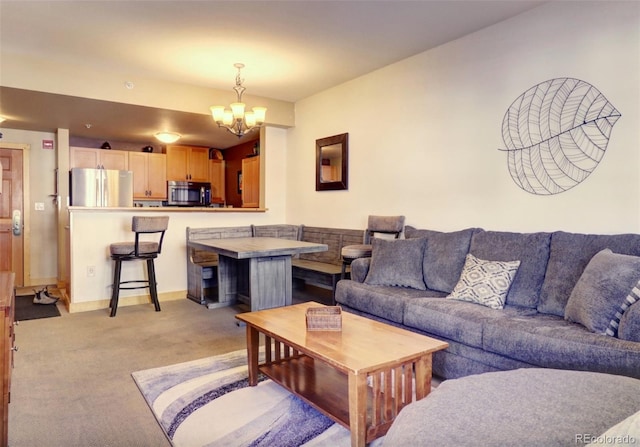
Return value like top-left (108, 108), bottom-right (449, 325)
top-left (210, 63), bottom-right (267, 138)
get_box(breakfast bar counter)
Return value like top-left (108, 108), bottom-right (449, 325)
top-left (68, 206), bottom-right (268, 213)
top-left (66, 207), bottom-right (282, 314)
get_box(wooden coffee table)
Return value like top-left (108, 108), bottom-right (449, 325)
top-left (235, 302), bottom-right (448, 447)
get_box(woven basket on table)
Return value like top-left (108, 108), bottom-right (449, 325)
top-left (305, 306), bottom-right (342, 331)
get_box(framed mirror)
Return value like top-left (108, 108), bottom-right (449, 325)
top-left (316, 133), bottom-right (348, 191)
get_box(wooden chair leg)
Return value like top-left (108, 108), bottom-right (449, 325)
top-left (110, 259), bottom-right (122, 317)
top-left (147, 259), bottom-right (161, 312)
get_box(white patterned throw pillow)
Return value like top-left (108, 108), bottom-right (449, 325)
top-left (447, 254), bottom-right (521, 309)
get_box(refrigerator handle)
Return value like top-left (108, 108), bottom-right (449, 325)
top-left (102, 172), bottom-right (108, 206)
top-left (96, 176), bottom-right (101, 206)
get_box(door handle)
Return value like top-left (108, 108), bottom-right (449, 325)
top-left (12, 210), bottom-right (21, 236)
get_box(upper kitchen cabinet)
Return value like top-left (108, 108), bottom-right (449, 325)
top-left (129, 152), bottom-right (167, 200)
top-left (165, 145), bottom-right (210, 182)
top-left (241, 156), bottom-right (260, 208)
top-left (209, 159), bottom-right (225, 204)
top-left (70, 146), bottom-right (129, 170)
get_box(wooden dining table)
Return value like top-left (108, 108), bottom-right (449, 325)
top-left (187, 237), bottom-right (328, 311)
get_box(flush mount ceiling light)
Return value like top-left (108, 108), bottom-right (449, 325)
top-left (210, 63), bottom-right (267, 138)
top-left (154, 131), bottom-right (181, 144)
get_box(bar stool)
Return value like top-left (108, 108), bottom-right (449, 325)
top-left (109, 216), bottom-right (169, 317)
top-left (340, 215), bottom-right (405, 279)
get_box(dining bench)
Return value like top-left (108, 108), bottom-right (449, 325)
top-left (186, 225), bottom-right (253, 305)
top-left (290, 225), bottom-right (364, 302)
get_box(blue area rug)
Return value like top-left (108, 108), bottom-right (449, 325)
top-left (132, 349), bottom-right (384, 447)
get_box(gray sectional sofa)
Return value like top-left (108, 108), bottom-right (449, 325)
top-left (335, 226), bottom-right (640, 380)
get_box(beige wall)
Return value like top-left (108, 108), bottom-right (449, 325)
top-left (2, 0), bottom-right (639, 298)
top-left (286, 1), bottom-right (640, 234)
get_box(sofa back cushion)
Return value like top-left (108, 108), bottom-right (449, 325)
top-left (619, 301), bottom-right (640, 342)
top-left (404, 226), bottom-right (476, 293)
top-left (565, 249), bottom-right (640, 334)
top-left (469, 230), bottom-right (551, 309)
top-left (538, 231), bottom-right (640, 316)
top-left (364, 237), bottom-right (427, 290)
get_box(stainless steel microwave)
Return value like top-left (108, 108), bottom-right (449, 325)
top-left (166, 181), bottom-right (211, 206)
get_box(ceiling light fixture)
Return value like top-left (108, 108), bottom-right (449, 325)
top-left (210, 63), bottom-right (267, 138)
top-left (0, 116), bottom-right (6, 123)
top-left (154, 131), bottom-right (181, 144)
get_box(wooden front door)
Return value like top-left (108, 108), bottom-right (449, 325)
top-left (0, 149), bottom-right (24, 286)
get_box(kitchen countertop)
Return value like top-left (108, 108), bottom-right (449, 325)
top-left (68, 206), bottom-right (267, 212)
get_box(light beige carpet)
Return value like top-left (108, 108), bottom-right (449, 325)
top-left (9, 298), bottom-right (248, 447)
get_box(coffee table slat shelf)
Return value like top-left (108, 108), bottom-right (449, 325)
top-left (260, 355), bottom-right (351, 426)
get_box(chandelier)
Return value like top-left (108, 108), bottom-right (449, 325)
top-left (210, 63), bottom-right (267, 138)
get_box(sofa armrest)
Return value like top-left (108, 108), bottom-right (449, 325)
top-left (350, 257), bottom-right (371, 283)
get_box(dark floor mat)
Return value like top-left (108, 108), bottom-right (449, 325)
top-left (15, 295), bottom-right (61, 321)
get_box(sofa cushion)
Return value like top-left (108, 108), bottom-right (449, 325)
top-left (538, 231), bottom-right (640, 317)
top-left (565, 249), bottom-right (640, 334)
top-left (606, 281), bottom-right (640, 337)
top-left (591, 410), bottom-right (640, 447)
top-left (334, 280), bottom-right (445, 324)
top-left (364, 237), bottom-right (427, 290)
top-left (404, 226), bottom-right (476, 293)
top-left (447, 254), bottom-right (520, 309)
top-left (619, 302), bottom-right (640, 343)
top-left (349, 257), bottom-right (370, 283)
top-left (482, 314), bottom-right (640, 379)
top-left (404, 298), bottom-right (536, 348)
top-left (469, 230), bottom-right (551, 309)
top-left (384, 369), bottom-right (640, 447)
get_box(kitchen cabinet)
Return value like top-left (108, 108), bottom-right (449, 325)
top-left (241, 156), bottom-right (260, 208)
top-left (129, 152), bottom-right (167, 200)
top-left (0, 272), bottom-right (14, 447)
top-left (165, 145), bottom-right (209, 182)
top-left (209, 159), bottom-right (225, 204)
top-left (70, 146), bottom-right (129, 170)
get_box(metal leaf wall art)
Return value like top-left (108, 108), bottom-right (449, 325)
top-left (500, 78), bottom-right (621, 195)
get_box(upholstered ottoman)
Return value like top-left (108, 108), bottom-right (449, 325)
top-left (383, 368), bottom-right (640, 446)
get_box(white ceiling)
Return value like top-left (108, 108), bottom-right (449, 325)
top-left (0, 0), bottom-right (545, 148)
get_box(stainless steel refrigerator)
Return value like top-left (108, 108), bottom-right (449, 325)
top-left (70, 168), bottom-right (134, 207)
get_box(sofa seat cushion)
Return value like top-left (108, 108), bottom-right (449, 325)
top-left (405, 226), bottom-right (477, 293)
top-left (469, 230), bottom-right (551, 308)
top-left (384, 368), bottom-right (640, 447)
top-left (334, 280), bottom-right (445, 324)
top-left (538, 231), bottom-right (640, 317)
top-left (483, 314), bottom-right (640, 378)
top-left (404, 298), bottom-right (536, 348)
